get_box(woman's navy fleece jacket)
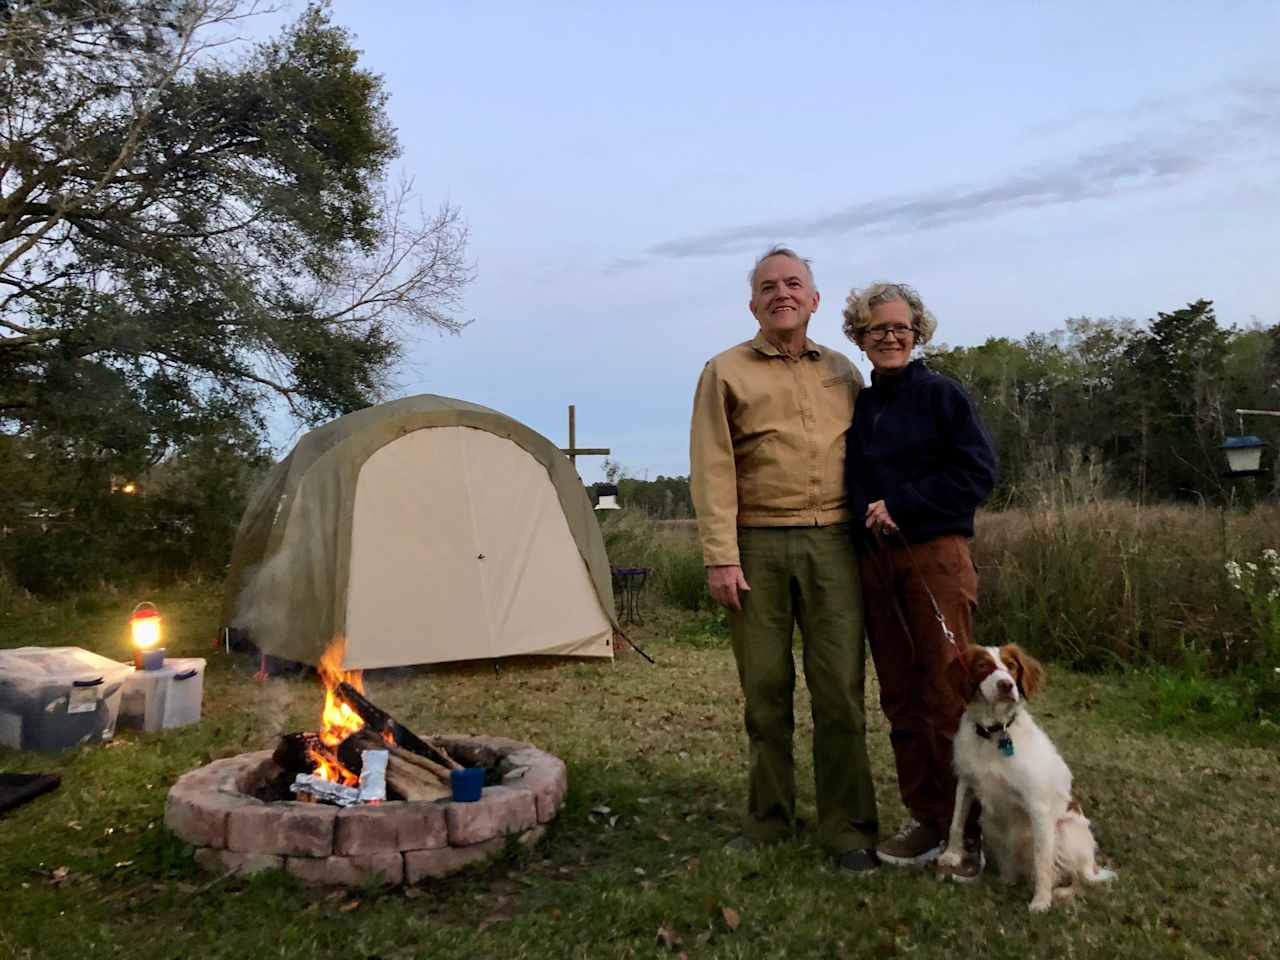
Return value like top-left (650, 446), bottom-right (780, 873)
top-left (845, 359), bottom-right (998, 543)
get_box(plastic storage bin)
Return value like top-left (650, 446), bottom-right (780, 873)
top-left (0, 647), bottom-right (133, 752)
top-left (119, 657), bottom-right (206, 732)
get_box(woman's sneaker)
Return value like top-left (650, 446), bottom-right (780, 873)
top-left (876, 818), bottom-right (945, 866)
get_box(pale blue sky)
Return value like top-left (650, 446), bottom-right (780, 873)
top-left (262, 2), bottom-right (1280, 481)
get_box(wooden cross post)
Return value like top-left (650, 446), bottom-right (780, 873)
top-left (561, 404), bottom-right (610, 468)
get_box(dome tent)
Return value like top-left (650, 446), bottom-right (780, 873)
top-left (221, 395), bottom-right (616, 670)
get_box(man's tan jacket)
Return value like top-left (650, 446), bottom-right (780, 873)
top-left (690, 331), bottom-right (864, 567)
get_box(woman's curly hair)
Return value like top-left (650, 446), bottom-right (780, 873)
top-left (842, 282), bottom-right (938, 346)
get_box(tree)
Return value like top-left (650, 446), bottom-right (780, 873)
top-left (1, 0), bottom-right (470, 467)
top-left (1124, 300), bottom-right (1230, 500)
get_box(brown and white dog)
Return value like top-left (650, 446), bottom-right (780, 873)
top-left (937, 644), bottom-right (1117, 912)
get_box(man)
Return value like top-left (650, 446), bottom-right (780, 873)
top-left (689, 245), bottom-right (879, 873)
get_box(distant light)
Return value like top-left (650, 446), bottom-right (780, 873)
top-left (120, 482), bottom-right (137, 495)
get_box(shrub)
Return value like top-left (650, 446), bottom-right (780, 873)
top-left (599, 511), bottom-right (711, 611)
top-left (973, 501), bottom-right (1279, 674)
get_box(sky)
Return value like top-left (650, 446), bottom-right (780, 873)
top-left (252, 1), bottom-right (1280, 482)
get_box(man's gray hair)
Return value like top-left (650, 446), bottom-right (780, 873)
top-left (842, 281), bottom-right (938, 345)
top-left (748, 244), bottom-right (815, 290)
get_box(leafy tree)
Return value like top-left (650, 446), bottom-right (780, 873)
top-left (0, 1), bottom-right (470, 590)
top-left (1125, 300), bottom-right (1230, 500)
top-left (1, 0), bottom-right (470, 460)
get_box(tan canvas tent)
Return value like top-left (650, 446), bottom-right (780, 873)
top-left (221, 395), bottom-right (616, 669)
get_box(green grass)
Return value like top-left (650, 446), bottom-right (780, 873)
top-left (1, 585), bottom-right (1277, 959)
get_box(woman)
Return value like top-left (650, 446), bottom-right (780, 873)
top-left (842, 282), bottom-right (998, 881)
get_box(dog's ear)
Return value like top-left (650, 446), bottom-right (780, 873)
top-left (946, 647), bottom-right (980, 703)
top-left (1000, 644), bottom-right (1045, 698)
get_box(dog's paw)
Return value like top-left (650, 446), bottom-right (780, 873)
top-left (937, 849), bottom-right (962, 869)
top-left (1028, 895), bottom-right (1052, 913)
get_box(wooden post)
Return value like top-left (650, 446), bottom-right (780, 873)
top-left (561, 403), bottom-right (610, 467)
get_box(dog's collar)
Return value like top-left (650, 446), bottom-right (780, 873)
top-left (973, 714), bottom-right (1017, 739)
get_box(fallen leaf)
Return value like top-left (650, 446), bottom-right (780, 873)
top-left (633, 867), bottom-right (646, 876)
top-left (656, 921), bottom-right (683, 950)
top-left (608, 815), bottom-right (619, 828)
top-left (114, 860), bottom-right (134, 869)
top-left (338, 900), bottom-right (360, 913)
top-left (65, 821), bottom-right (82, 831)
top-left (656, 832), bottom-right (671, 842)
top-left (51, 866), bottom-right (70, 883)
top-left (722, 906), bottom-right (742, 931)
top-left (591, 805), bottom-right (611, 816)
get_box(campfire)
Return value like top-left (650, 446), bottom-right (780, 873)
top-left (273, 640), bottom-right (469, 806)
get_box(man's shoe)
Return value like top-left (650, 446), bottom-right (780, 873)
top-left (876, 818), bottom-right (945, 866)
top-left (935, 835), bottom-right (984, 884)
top-left (834, 848), bottom-right (880, 875)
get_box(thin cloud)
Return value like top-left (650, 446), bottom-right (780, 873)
top-left (643, 139), bottom-right (1202, 263)
top-left (626, 76), bottom-right (1276, 268)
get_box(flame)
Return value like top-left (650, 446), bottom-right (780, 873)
top-left (308, 638), bottom-right (364, 785)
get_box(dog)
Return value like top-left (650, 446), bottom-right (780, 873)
top-left (937, 644), bottom-right (1117, 912)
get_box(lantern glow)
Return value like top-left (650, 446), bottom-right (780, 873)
top-left (129, 602), bottom-right (165, 669)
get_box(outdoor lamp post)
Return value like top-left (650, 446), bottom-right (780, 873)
top-left (129, 602), bottom-right (165, 670)
top-left (594, 483), bottom-right (621, 511)
top-left (1222, 435), bottom-right (1266, 478)
top-left (1222, 409), bottom-right (1279, 479)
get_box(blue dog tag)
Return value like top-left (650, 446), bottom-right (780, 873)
top-left (998, 733), bottom-right (1014, 757)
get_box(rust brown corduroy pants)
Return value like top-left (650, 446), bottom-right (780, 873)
top-left (860, 533), bottom-right (977, 835)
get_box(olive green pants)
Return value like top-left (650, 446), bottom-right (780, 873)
top-left (728, 524), bottom-right (878, 854)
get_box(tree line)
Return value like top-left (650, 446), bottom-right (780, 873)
top-left (926, 301), bottom-right (1280, 505)
top-left (601, 299), bottom-right (1279, 518)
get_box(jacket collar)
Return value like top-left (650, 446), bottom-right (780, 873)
top-left (750, 330), bottom-right (821, 359)
top-left (870, 357), bottom-right (926, 388)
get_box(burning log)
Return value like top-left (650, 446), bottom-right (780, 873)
top-left (337, 729), bottom-right (451, 803)
top-left (335, 681), bottom-right (463, 771)
top-left (273, 731), bottom-right (326, 772)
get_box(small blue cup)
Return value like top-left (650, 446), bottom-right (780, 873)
top-left (450, 767), bottom-right (484, 802)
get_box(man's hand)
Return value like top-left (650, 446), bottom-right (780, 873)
top-left (707, 564), bottom-right (751, 611)
top-left (865, 499), bottom-right (898, 535)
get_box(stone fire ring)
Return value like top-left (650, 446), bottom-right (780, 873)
top-left (165, 735), bottom-right (567, 886)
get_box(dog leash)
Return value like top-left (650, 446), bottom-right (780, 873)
top-left (871, 526), bottom-right (973, 682)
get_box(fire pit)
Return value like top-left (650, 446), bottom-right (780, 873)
top-left (164, 642), bottom-right (567, 885)
top-left (165, 735), bottom-right (566, 885)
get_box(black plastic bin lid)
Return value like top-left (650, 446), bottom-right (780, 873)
top-left (0, 772), bottom-right (62, 815)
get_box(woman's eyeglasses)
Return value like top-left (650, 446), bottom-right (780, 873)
top-left (864, 324), bottom-right (914, 342)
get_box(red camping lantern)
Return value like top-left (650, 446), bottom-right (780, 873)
top-left (129, 602), bottom-right (165, 670)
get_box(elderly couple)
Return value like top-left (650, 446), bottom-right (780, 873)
top-left (689, 245), bottom-right (998, 877)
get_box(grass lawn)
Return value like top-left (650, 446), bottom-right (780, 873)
top-left (1, 584), bottom-right (1277, 959)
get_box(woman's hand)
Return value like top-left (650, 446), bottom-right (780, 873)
top-left (865, 499), bottom-right (898, 535)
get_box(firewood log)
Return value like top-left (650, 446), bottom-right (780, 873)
top-left (334, 682), bottom-right (462, 770)
top-left (273, 731), bottom-right (326, 775)
top-left (385, 757), bottom-right (451, 801)
top-left (386, 741), bottom-right (452, 781)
